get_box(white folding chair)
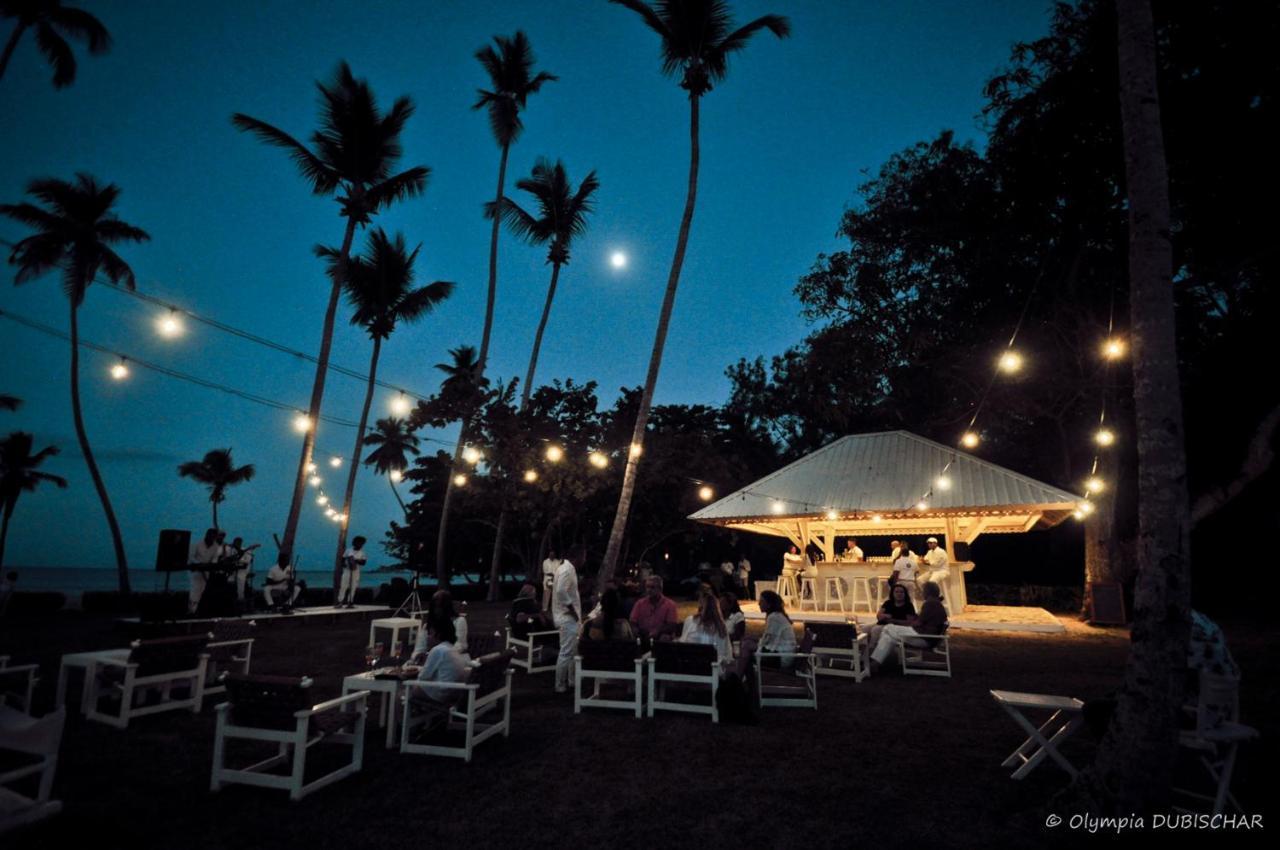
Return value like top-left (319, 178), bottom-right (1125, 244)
top-left (1174, 672), bottom-right (1258, 815)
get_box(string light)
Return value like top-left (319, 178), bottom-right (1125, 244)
top-left (770, 500), bottom-right (785, 514)
top-left (998, 350), bottom-right (1024, 373)
top-left (961, 431), bottom-right (980, 449)
top-left (306, 462), bottom-right (317, 473)
top-left (1078, 500), bottom-right (1096, 516)
top-left (545, 445), bottom-right (564, 463)
top-left (824, 509), bottom-right (838, 521)
top-left (629, 443), bottom-right (643, 459)
top-left (110, 359), bottom-right (129, 380)
top-left (156, 310), bottom-right (183, 338)
top-left (390, 392), bottom-right (412, 415)
top-left (389, 469), bottom-right (403, 483)
top-left (1102, 338), bottom-right (1126, 360)
top-left (453, 473), bottom-right (468, 487)
top-left (588, 451), bottom-right (608, 469)
top-left (462, 446), bottom-right (482, 465)
top-left (935, 475), bottom-right (952, 491)
top-left (332, 512), bottom-right (346, 524)
top-left (1095, 428), bottom-right (1116, 447)
top-left (329, 456), bottom-right (342, 468)
top-left (308, 475), bottom-right (322, 487)
top-left (325, 507), bottom-right (336, 518)
top-left (523, 470), bottom-right (538, 483)
top-left (1085, 476), bottom-right (1106, 494)
top-left (872, 514), bottom-right (883, 523)
top-left (293, 414), bottom-right (312, 433)
top-left (698, 486), bottom-right (714, 502)
top-left (1073, 509), bottom-right (1085, 520)
top-left (916, 500), bottom-right (929, 511)
top-left (316, 494), bottom-right (329, 506)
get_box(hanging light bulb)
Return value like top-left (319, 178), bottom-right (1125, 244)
top-left (998, 350), bottom-right (1023, 373)
top-left (544, 445), bottom-right (563, 463)
top-left (389, 469), bottom-right (404, 483)
top-left (523, 470), bottom-right (539, 483)
top-left (332, 512), bottom-right (346, 524)
top-left (308, 475), bottom-right (322, 487)
top-left (961, 431), bottom-right (980, 449)
top-left (325, 507), bottom-right (337, 518)
top-left (156, 310), bottom-right (183, 338)
top-left (306, 462), bottom-right (317, 473)
top-left (698, 486), bottom-right (714, 502)
top-left (293, 414), bottom-right (312, 433)
top-left (316, 494), bottom-right (329, 506)
top-left (109, 358), bottom-right (129, 380)
top-left (916, 500), bottom-right (929, 511)
top-left (453, 473), bottom-right (468, 487)
top-left (1095, 428), bottom-right (1116, 447)
top-left (390, 392), bottom-right (412, 415)
top-left (1073, 509), bottom-right (1085, 520)
top-left (1078, 500), bottom-right (1096, 516)
top-left (328, 456), bottom-right (342, 468)
top-left (1102, 338), bottom-right (1126, 360)
top-left (462, 446), bottom-right (482, 465)
top-left (588, 451), bottom-right (608, 469)
top-left (935, 475), bottom-right (952, 491)
top-left (1085, 476), bottom-right (1106, 494)
top-left (872, 514), bottom-right (883, 523)
top-left (825, 509), bottom-right (838, 521)
top-left (770, 500), bottom-right (785, 515)
top-left (629, 443), bottom-right (643, 459)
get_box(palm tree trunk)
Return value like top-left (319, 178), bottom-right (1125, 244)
top-left (1088, 0), bottom-right (1192, 813)
top-left (334, 336), bottom-right (381, 597)
top-left (598, 94), bottom-right (702, 585)
top-left (389, 478), bottom-right (407, 515)
top-left (0, 504), bottom-right (13, 568)
top-left (279, 216), bottom-right (358, 558)
top-left (69, 303), bottom-right (131, 593)
top-left (0, 24), bottom-right (26, 85)
top-left (212, 501), bottom-right (219, 531)
top-left (485, 507), bottom-right (507, 602)
top-left (434, 425), bottom-right (468, 587)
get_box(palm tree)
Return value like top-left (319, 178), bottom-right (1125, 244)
top-left (177, 448), bottom-right (256, 530)
top-left (1, 431), bottom-right (67, 568)
top-left (0, 395), bottom-right (20, 411)
top-left (484, 158), bottom-right (598, 598)
top-left (232, 62), bottom-right (429, 561)
top-left (1088, 0), bottom-right (1193, 812)
top-left (0, 173), bottom-right (148, 593)
top-left (321, 229), bottom-right (453, 591)
top-left (598, 0), bottom-right (789, 583)
top-left (431, 32), bottom-right (556, 590)
top-left (362, 417), bottom-right (420, 515)
top-left (433, 345), bottom-right (486, 585)
top-left (0, 0), bottom-right (110, 88)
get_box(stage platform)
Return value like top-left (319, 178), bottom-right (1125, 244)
top-left (740, 602), bottom-right (1067, 634)
top-left (117, 603), bottom-right (394, 628)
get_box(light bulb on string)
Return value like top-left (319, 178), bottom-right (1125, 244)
top-left (329, 456), bottom-right (342, 468)
top-left (961, 431), bottom-right (980, 449)
top-left (110, 358), bottom-right (129, 381)
top-left (825, 509), bottom-right (838, 521)
top-left (523, 470), bottom-right (539, 483)
top-left (1085, 476), bottom-right (1106, 494)
top-left (629, 443), bottom-right (643, 459)
top-left (770, 500), bottom-right (785, 515)
top-left (1095, 428), bottom-right (1116, 447)
top-left (1102, 338), bottom-right (1126, 360)
top-left (872, 514), bottom-right (883, 523)
top-left (306, 462), bottom-right (317, 473)
top-left (308, 475), bottom-right (322, 487)
top-left (293, 414), bottom-right (312, 433)
top-left (1078, 500), bottom-right (1096, 516)
top-left (156, 310), bottom-right (183, 338)
top-left (545, 445), bottom-right (563, 463)
top-left (916, 500), bottom-right (929, 511)
top-left (998, 350), bottom-right (1023, 373)
top-left (588, 451), bottom-right (608, 469)
top-left (390, 392), bottom-right (412, 415)
top-left (698, 486), bottom-right (714, 502)
top-left (316, 494), bottom-right (329, 506)
top-left (462, 446), bottom-right (482, 465)
top-left (935, 475), bottom-right (952, 491)
top-left (453, 473), bottom-right (468, 487)
top-left (389, 469), bottom-right (403, 483)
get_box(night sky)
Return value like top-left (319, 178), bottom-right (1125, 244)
top-left (0, 0), bottom-right (1051, 572)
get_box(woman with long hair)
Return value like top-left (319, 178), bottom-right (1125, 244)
top-left (413, 589), bottom-right (468, 660)
top-left (680, 592), bottom-right (732, 663)
top-left (583, 586), bottom-right (634, 641)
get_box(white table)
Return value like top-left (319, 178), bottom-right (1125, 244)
top-left (368, 618), bottom-right (421, 654)
top-left (991, 689), bottom-right (1085, 779)
top-left (342, 670), bottom-right (411, 749)
top-left (57, 649), bottom-right (131, 715)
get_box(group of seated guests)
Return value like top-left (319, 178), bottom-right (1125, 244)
top-left (407, 590), bottom-right (472, 712)
top-left (866, 580), bottom-right (948, 672)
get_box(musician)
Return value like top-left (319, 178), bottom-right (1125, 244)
top-left (189, 528), bottom-right (221, 613)
top-left (337, 536), bottom-right (368, 609)
top-left (227, 536), bottom-right (260, 604)
top-left (264, 552), bottom-right (305, 611)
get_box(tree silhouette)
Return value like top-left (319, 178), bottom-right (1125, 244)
top-left (0, 0), bottom-right (110, 88)
top-left (1, 431), bottom-right (67, 568)
top-left (177, 448), bottom-right (256, 530)
top-left (363, 417), bottom-right (420, 515)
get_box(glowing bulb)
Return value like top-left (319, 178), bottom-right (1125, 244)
top-left (462, 446), bottom-right (482, 465)
top-left (588, 451), bottom-right (608, 469)
top-left (1095, 428), bottom-right (1116, 447)
top-left (325, 508), bottom-right (336, 518)
top-left (332, 512), bottom-right (346, 524)
top-left (293, 414), bottom-right (312, 433)
top-left (523, 470), bottom-right (539, 483)
top-left (698, 486), bottom-right (714, 502)
top-left (389, 469), bottom-right (403, 483)
top-left (1078, 501), bottom-right (1096, 516)
top-left (545, 445), bottom-right (563, 462)
top-left (110, 360), bottom-right (129, 380)
top-left (629, 443), bottom-right (643, 459)
top-left (916, 500), bottom-right (929, 511)
top-left (308, 475), bottom-right (322, 487)
top-left (935, 475), bottom-right (952, 491)
top-left (610, 251), bottom-right (627, 269)
top-left (1085, 476), bottom-right (1106, 494)
top-left (453, 473), bottom-right (467, 487)
top-left (770, 500), bottom-right (785, 515)
top-left (1102, 338), bottom-right (1126, 360)
top-left (306, 462), bottom-right (317, 473)
top-left (390, 393), bottom-right (412, 415)
top-left (316, 495), bottom-right (329, 506)
top-left (825, 509), bottom-right (838, 521)
top-left (872, 514), bottom-right (883, 523)
top-left (156, 311), bottom-right (183, 338)
top-left (328, 456), bottom-right (341, 468)
top-left (1073, 509), bottom-right (1085, 520)
top-left (998, 350), bottom-right (1023, 373)
top-left (961, 431), bottom-right (980, 449)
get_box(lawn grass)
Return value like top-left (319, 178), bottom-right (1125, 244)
top-left (1, 603), bottom-right (1274, 849)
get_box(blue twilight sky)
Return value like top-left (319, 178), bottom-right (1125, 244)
top-left (0, 0), bottom-right (1051, 573)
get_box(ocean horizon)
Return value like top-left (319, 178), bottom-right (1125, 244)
top-left (4, 566), bottom-right (502, 594)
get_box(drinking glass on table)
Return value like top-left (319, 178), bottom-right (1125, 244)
top-left (365, 642), bottom-right (384, 671)
top-left (391, 640), bottom-right (405, 667)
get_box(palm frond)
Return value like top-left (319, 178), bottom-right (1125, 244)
top-left (609, 0), bottom-right (673, 43)
top-left (231, 113), bottom-right (338, 195)
top-left (364, 166), bottom-right (431, 214)
top-left (48, 5), bottom-right (111, 54)
top-left (95, 218), bottom-right (150, 244)
top-left (95, 245), bottom-right (137, 290)
top-left (7, 233), bottom-right (65, 285)
top-left (495, 197), bottom-right (546, 245)
top-left (0, 202), bottom-right (67, 234)
top-left (34, 21), bottom-right (75, 88)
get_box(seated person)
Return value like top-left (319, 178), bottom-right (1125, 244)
top-left (582, 587), bottom-right (634, 642)
top-left (719, 592), bottom-right (746, 643)
top-left (507, 584), bottom-right (547, 639)
top-left (411, 613), bottom-right (471, 715)
top-left (679, 594), bottom-right (733, 665)
top-left (869, 581), bottom-right (948, 673)
top-left (918, 537), bottom-right (950, 590)
top-left (629, 576), bottom-right (680, 641)
top-left (413, 590), bottom-right (468, 661)
top-left (734, 590), bottom-right (797, 677)
top-left (263, 553), bottom-right (305, 610)
top-left (867, 583), bottom-right (916, 654)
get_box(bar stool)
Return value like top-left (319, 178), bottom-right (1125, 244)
top-left (822, 577), bottom-right (847, 612)
top-left (798, 576), bottom-right (820, 611)
top-left (775, 573), bottom-right (799, 608)
top-left (849, 576), bottom-right (875, 613)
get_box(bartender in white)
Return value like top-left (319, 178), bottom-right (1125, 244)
top-left (919, 537), bottom-right (951, 593)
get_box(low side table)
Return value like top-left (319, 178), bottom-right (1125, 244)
top-left (990, 689), bottom-right (1085, 780)
top-left (368, 617), bottom-right (421, 654)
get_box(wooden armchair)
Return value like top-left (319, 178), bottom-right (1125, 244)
top-left (810, 621), bottom-right (869, 682)
top-left (505, 625), bottom-right (559, 674)
top-left (575, 638), bottom-right (644, 717)
top-left (211, 674), bottom-right (368, 801)
top-left (86, 634), bottom-right (210, 729)
top-left (0, 706), bottom-right (65, 834)
top-left (205, 620), bottom-right (256, 696)
top-left (646, 642), bottom-right (720, 723)
top-left (400, 651), bottom-right (514, 762)
top-left (754, 629), bottom-right (818, 709)
top-left (0, 659), bottom-right (38, 714)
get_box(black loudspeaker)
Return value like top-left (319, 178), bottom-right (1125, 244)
top-left (156, 528), bottom-right (191, 572)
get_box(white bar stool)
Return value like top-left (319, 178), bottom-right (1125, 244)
top-left (798, 576), bottom-right (820, 611)
top-left (849, 577), bottom-right (875, 613)
top-left (822, 577), bottom-right (846, 612)
top-left (775, 573), bottom-right (799, 608)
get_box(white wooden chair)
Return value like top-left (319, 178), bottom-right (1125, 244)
top-left (575, 639), bottom-right (644, 717)
top-left (646, 642), bottom-right (719, 723)
top-left (211, 674), bottom-right (368, 801)
top-left (504, 625), bottom-right (559, 674)
top-left (1174, 672), bottom-right (1259, 815)
top-left (86, 635), bottom-right (210, 729)
top-left (204, 620), bottom-right (256, 697)
top-left (0, 659), bottom-right (38, 714)
top-left (400, 652), bottom-right (514, 762)
top-left (0, 705), bottom-right (65, 835)
top-left (754, 630), bottom-right (818, 709)
top-left (899, 626), bottom-right (951, 678)
top-left (809, 621), bottom-right (869, 682)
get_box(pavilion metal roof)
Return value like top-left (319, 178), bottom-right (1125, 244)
top-left (689, 430), bottom-right (1083, 524)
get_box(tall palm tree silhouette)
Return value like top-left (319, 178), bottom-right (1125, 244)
top-left (320, 229), bottom-right (452, 590)
top-left (599, 0), bottom-right (789, 583)
top-left (1, 431), bottom-right (67, 568)
top-left (0, 0), bottom-right (110, 88)
top-left (433, 345), bottom-right (486, 585)
top-left (0, 174), bottom-right (148, 593)
top-left (362, 417), bottom-right (420, 515)
top-left (232, 62), bottom-right (429, 561)
top-left (177, 448), bottom-right (256, 530)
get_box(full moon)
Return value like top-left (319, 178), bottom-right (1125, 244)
top-left (610, 251), bottom-right (628, 269)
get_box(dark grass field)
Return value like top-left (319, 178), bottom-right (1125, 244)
top-left (1, 603), bottom-right (1274, 850)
